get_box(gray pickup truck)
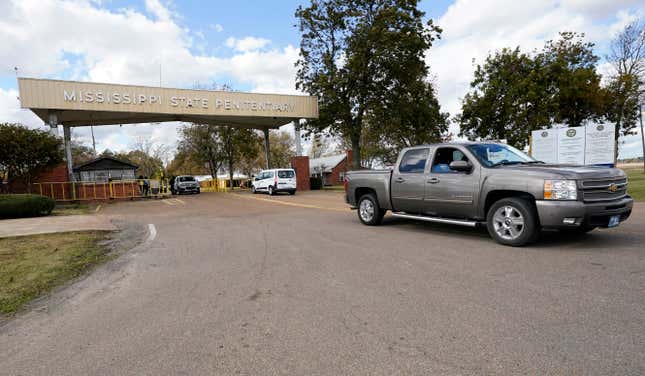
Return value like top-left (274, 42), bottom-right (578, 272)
top-left (344, 142), bottom-right (633, 246)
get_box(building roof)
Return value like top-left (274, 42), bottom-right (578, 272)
top-left (73, 156), bottom-right (138, 172)
top-left (309, 153), bottom-right (346, 173)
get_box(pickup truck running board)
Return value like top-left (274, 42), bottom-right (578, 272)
top-left (391, 212), bottom-right (479, 227)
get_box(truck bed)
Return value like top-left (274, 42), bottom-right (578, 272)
top-left (345, 169), bottom-right (393, 210)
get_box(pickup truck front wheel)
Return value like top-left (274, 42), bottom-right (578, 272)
top-left (486, 197), bottom-right (539, 246)
top-left (357, 193), bottom-right (385, 226)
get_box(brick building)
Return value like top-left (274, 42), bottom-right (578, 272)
top-left (309, 152), bottom-right (350, 186)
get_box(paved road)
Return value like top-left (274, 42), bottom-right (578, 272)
top-left (1, 192), bottom-right (644, 375)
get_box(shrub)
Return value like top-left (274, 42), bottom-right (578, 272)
top-left (0, 194), bottom-right (55, 219)
top-left (310, 176), bottom-right (323, 190)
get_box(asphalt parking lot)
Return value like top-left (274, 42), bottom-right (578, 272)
top-left (1, 191), bottom-right (644, 375)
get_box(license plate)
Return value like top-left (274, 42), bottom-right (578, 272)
top-left (608, 215), bottom-right (620, 228)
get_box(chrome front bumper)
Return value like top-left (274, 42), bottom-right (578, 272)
top-left (536, 196), bottom-right (633, 228)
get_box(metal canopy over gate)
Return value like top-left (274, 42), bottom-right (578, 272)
top-left (18, 77), bottom-right (318, 180)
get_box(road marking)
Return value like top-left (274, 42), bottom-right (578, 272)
top-left (173, 198), bottom-right (186, 205)
top-left (161, 199), bottom-right (176, 206)
top-left (233, 193), bottom-right (349, 212)
top-left (95, 204), bottom-right (102, 212)
top-left (146, 224), bottom-right (157, 244)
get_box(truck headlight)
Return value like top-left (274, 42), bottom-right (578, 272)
top-left (544, 180), bottom-right (577, 200)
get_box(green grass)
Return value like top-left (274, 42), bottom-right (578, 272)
top-left (322, 185), bottom-right (345, 191)
top-left (625, 168), bottom-right (645, 201)
top-left (51, 203), bottom-right (93, 216)
top-left (0, 231), bottom-right (110, 315)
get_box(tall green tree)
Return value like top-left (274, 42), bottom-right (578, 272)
top-left (178, 124), bottom-right (223, 183)
top-left (0, 123), bottom-right (63, 192)
top-left (456, 48), bottom-right (541, 147)
top-left (457, 32), bottom-right (607, 149)
top-left (537, 32), bottom-right (605, 127)
top-left (217, 126), bottom-right (259, 189)
top-left (177, 124), bottom-right (260, 188)
top-left (375, 80), bottom-right (449, 160)
top-left (296, 0), bottom-right (442, 169)
top-left (167, 149), bottom-right (209, 177)
top-left (265, 130), bottom-right (295, 169)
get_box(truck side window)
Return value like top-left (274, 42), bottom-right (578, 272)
top-left (431, 148), bottom-right (470, 173)
top-left (398, 148), bottom-right (429, 173)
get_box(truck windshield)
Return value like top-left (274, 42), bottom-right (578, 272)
top-left (467, 144), bottom-right (539, 167)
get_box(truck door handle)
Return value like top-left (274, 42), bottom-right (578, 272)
top-left (427, 177), bottom-right (440, 184)
top-left (395, 177), bottom-right (406, 183)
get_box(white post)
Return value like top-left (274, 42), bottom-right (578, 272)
top-left (293, 119), bottom-right (302, 157)
top-left (63, 125), bottom-right (74, 182)
top-left (264, 128), bottom-right (270, 169)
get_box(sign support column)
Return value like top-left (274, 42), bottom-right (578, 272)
top-left (63, 125), bottom-right (74, 182)
top-left (264, 128), bottom-right (270, 169)
top-left (48, 111), bottom-right (59, 137)
top-left (293, 120), bottom-right (302, 156)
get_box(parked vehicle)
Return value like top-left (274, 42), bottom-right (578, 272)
top-left (344, 142), bottom-right (633, 246)
top-left (252, 169), bottom-right (297, 195)
top-left (170, 175), bottom-right (200, 195)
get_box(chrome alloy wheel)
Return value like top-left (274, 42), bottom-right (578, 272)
top-left (359, 198), bottom-right (375, 222)
top-left (492, 205), bottom-right (525, 241)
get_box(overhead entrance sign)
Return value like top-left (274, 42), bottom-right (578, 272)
top-left (17, 77), bottom-right (319, 181)
top-left (18, 78), bottom-right (318, 128)
top-left (530, 123), bottom-right (615, 165)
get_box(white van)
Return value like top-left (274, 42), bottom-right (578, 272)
top-left (251, 169), bottom-right (297, 195)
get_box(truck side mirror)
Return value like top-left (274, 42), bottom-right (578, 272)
top-left (449, 160), bottom-right (472, 172)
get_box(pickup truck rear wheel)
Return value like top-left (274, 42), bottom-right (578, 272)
top-left (357, 193), bottom-right (385, 226)
top-left (486, 197), bottom-right (539, 246)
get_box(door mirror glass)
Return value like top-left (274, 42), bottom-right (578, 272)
top-left (449, 160), bottom-right (471, 172)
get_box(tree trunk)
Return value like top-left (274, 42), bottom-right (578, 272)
top-left (350, 132), bottom-right (361, 170)
top-left (228, 157), bottom-right (234, 192)
top-left (614, 110), bottom-right (622, 166)
top-left (208, 159), bottom-right (217, 190)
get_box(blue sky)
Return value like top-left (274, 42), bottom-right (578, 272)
top-left (0, 0), bottom-right (642, 159)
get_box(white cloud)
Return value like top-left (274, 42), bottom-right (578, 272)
top-left (225, 36), bottom-right (271, 52)
top-left (0, 0), bottom-right (299, 154)
top-left (145, 0), bottom-right (172, 22)
top-left (427, 0), bottom-right (643, 150)
top-left (0, 88), bottom-right (42, 129)
top-left (210, 23), bottom-right (224, 32)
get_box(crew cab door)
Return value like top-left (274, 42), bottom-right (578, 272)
top-left (391, 147), bottom-right (430, 213)
top-left (424, 146), bottom-right (479, 218)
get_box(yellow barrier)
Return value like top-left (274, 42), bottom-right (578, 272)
top-left (199, 179), bottom-right (229, 192)
top-left (32, 179), bottom-right (170, 202)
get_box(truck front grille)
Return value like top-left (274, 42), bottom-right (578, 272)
top-left (581, 177), bottom-right (627, 202)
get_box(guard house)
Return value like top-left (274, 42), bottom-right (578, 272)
top-left (73, 157), bottom-right (138, 182)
